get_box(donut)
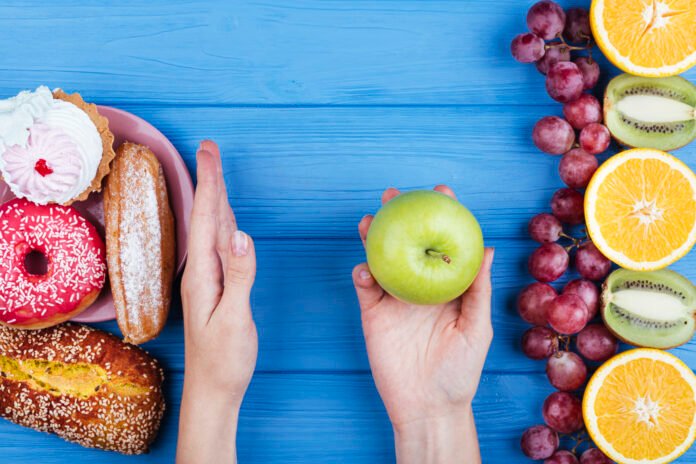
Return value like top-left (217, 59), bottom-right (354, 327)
top-left (0, 198), bottom-right (106, 329)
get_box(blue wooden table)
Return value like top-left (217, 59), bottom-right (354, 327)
top-left (1, 1), bottom-right (695, 462)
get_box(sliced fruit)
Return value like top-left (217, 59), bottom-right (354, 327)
top-left (583, 349), bottom-right (696, 464)
top-left (604, 74), bottom-right (696, 151)
top-left (602, 268), bottom-right (696, 348)
top-left (590, 0), bottom-right (696, 77)
top-left (584, 148), bottom-right (696, 271)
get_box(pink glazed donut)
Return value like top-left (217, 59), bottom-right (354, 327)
top-left (0, 198), bottom-right (106, 329)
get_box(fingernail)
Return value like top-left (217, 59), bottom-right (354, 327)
top-left (359, 270), bottom-right (372, 280)
top-left (197, 148), bottom-right (213, 158)
top-left (233, 230), bottom-right (249, 257)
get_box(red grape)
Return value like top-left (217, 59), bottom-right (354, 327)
top-left (545, 450), bottom-right (580, 464)
top-left (537, 45), bottom-right (571, 75)
top-left (559, 149), bottom-right (598, 188)
top-left (575, 242), bottom-right (612, 281)
top-left (551, 188), bottom-right (584, 225)
top-left (511, 33), bottom-right (546, 63)
top-left (563, 94), bottom-right (602, 130)
top-left (529, 213), bottom-right (563, 243)
top-left (547, 294), bottom-right (588, 335)
top-left (533, 116), bottom-right (575, 155)
top-left (522, 326), bottom-right (558, 359)
top-left (527, 1), bottom-right (566, 40)
top-left (563, 279), bottom-right (599, 319)
top-left (574, 57), bottom-right (600, 90)
top-left (546, 61), bottom-right (584, 103)
top-left (576, 324), bottom-right (618, 362)
top-left (542, 391), bottom-right (584, 433)
top-left (579, 123), bottom-right (611, 155)
top-left (580, 448), bottom-right (612, 464)
top-left (547, 351), bottom-right (587, 391)
top-left (521, 425), bottom-right (559, 460)
top-left (529, 243), bottom-right (569, 282)
top-left (518, 282), bottom-right (558, 325)
top-left (564, 8), bottom-right (591, 43)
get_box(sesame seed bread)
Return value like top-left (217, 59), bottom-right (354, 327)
top-left (0, 323), bottom-right (165, 454)
top-left (103, 142), bottom-right (175, 345)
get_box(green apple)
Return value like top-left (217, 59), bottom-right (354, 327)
top-left (365, 190), bottom-right (484, 305)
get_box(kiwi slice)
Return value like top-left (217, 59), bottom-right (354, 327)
top-left (602, 269), bottom-right (696, 349)
top-left (604, 74), bottom-right (696, 151)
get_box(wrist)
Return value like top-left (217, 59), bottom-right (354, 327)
top-left (177, 379), bottom-right (241, 464)
top-left (183, 374), bottom-right (244, 412)
top-left (393, 406), bottom-right (480, 464)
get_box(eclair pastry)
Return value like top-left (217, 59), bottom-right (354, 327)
top-left (0, 323), bottom-right (165, 454)
top-left (103, 143), bottom-right (175, 345)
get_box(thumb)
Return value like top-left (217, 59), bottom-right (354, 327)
top-left (458, 248), bottom-right (494, 334)
top-left (352, 263), bottom-right (385, 312)
top-left (218, 230), bottom-right (257, 316)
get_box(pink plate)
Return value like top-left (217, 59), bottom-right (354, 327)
top-left (0, 106), bottom-right (194, 323)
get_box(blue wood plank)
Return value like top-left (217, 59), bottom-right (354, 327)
top-left (77, 104), bottom-right (693, 240)
top-left (1, 0), bottom-right (691, 106)
top-left (84, 237), bottom-right (696, 374)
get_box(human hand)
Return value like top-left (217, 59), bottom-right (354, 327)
top-left (177, 141), bottom-right (257, 464)
top-left (353, 185), bottom-right (494, 464)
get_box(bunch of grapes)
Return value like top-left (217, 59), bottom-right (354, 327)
top-left (512, 2), bottom-right (618, 463)
top-left (511, 0), bottom-right (611, 186)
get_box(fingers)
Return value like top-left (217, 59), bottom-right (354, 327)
top-left (358, 215), bottom-right (373, 245)
top-left (217, 230), bottom-right (257, 319)
top-left (434, 184), bottom-right (457, 200)
top-left (352, 263), bottom-right (385, 312)
top-left (458, 248), bottom-right (495, 335)
top-left (381, 187), bottom-right (400, 205)
top-left (199, 141), bottom-right (238, 269)
top-left (187, 149), bottom-right (222, 274)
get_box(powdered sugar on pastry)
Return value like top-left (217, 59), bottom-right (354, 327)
top-left (103, 142), bottom-right (175, 345)
top-left (119, 160), bottom-right (163, 329)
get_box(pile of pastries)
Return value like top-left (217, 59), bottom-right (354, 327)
top-left (0, 87), bottom-right (176, 454)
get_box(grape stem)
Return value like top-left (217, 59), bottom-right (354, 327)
top-left (546, 34), bottom-right (594, 52)
top-left (426, 249), bottom-right (451, 264)
top-left (558, 336), bottom-right (572, 352)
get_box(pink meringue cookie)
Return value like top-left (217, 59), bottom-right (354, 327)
top-left (1, 123), bottom-right (86, 205)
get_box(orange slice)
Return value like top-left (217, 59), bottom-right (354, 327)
top-left (590, 0), bottom-right (696, 77)
top-left (584, 148), bottom-right (696, 271)
top-left (583, 349), bottom-right (696, 464)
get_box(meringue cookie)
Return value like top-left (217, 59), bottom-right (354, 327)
top-left (0, 87), bottom-right (104, 205)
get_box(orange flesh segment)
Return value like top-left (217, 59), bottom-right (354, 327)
top-left (593, 157), bottom-right (696, 264)
top-left (594, 358), bottom-right (696, 460)
top-left (602, 0), bottom-right (696, 68)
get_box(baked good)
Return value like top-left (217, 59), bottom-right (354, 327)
top-left (0, 322), bottom-right (165, 454)
top-left (104, 143), bottom-right (175, 344)
top-left (0, 198), bottom-right (106, 329)
top-left (0, 86), bottom-right (115, 205)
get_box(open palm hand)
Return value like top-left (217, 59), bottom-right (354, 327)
top-left (353, 186), bottom-right (494, 463)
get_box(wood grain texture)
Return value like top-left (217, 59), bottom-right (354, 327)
top-left (0, 0), bottom-right (653, 106)
top-left (0, 371), bottom-right (641, 463)
top-left (83, 238), bottom-right (696, 374)
top-left (1, 0), bottom-right (696, 462)
top-left (101, 104), bottom-right (696, 240)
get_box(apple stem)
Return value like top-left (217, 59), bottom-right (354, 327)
top-left (426, 249), bottom-right (451, 264)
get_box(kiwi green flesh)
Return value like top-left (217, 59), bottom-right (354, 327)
top-left (604, 74), bottom-right (696, 151)
top-left (602, 269), bottom-right (696, 349)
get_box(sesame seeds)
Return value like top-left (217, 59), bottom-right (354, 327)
top-left (0, 323), bottom-right (165, 454)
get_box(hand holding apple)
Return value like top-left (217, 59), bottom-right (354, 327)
top-left (353, 185), bottom-right (494, 464)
